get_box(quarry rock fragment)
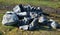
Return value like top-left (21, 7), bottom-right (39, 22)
top-left (49, 19), bottom-right (58, 29)
top-left (13, 5), bottom-right (21, 13)
top-left (2, 11), bottom-right (19, 26)
top-left (28, 18), bottom-right (38, 30)
top-left (19, 25), bottom-right (29, 30)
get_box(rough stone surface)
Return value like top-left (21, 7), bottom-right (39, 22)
top-left (19, 25), bottom-right (29, 30)
top-left (2, 11), bottom-right (19, 26)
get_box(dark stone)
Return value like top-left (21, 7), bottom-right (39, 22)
top-left (19, 4), bottom-right (25, 12)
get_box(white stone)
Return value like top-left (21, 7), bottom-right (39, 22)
top-left (13, 5), bottom-right (21, 13)
top-left (38, 15), bottom-right (47, 23)
top-left (19, 25), bottom-right (29, 30)
top-left (16, 12), bottom-right (27, 16)
top-left (49, 19), bottom-right (57, 29)
top-left (37, 7), bottom-right (40, 9)
top-left (2, 11), bottom-right (19, 26)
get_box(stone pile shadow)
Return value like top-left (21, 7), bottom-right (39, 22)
top-left (10, 23), bottom-right (60, 31)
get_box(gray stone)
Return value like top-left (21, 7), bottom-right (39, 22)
top-left (49, 19), bottom-right (58, 29)
top-left (13, 5), bottom-right (21, 13)
top-left (2, 11), bottom-right (19, 26)
top-left (16, 12), bottom-right (27, 19)
top-left (38, 15), bottom-right (48, 23)
top-left (24, 5), bottom-right (31, 12)
top-left (28, 18), bottom-right (38, 30)
top-left (19, 25), bottom-right (29, 30)
top-left (30, 6), bottom-right (36, 12)
top-left (16, 12), bottom-right (27, 16)
top-left (30, 12), bottom-right (38, 18)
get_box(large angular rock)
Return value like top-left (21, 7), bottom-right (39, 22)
top-left (28, 18), bottom-right (38, 30)
top-left (13, 5), bottom-right (21, 13)
top-left (16, 12), bottom-right (27, 16)
top-left (2, 11), bottom-right (19, 26)
top-left (49, 19), bottom-right (58, 29)
top-left (13, 4), bottom-right (25, 13)
top-left (16, 12), bottom-right (27, 19)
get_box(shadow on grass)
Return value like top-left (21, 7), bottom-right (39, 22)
top-left (34, 24), bottom-right (60, 31)
top-left (7, 22), bottom-right (60, 31)
top-left (28, 24), bottom-right (60, 31)
top-left (34, 26), bottom-right (55, 31)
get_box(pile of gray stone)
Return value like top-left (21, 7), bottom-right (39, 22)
top-left (2, 4), bottom-right (59, 30)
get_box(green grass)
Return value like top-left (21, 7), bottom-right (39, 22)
top-left (0, 0), bottom-right (60, 8)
